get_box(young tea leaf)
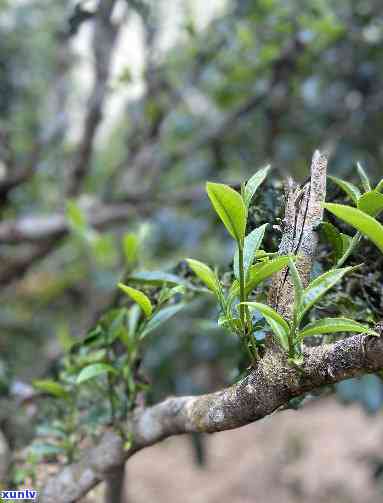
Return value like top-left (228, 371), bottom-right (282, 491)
top-left (206, 182), bottom-right (247, 245)
top-left (324, 203), bottom-right (383, 254)
top-left (243, 165), bottom-right (271, 208)
top-left (356, 162), bottom-right (371, 192)
top-left (140, 304), bottom-right (185, 338)
top-left (233, 224), bottom-right (268, 279)
top-left (299, 266), bottom-right (354, 321)
top-left (33, 380), bottom-right (69, 400)
top-left (118, 284), bottom-right (153, 317)
top-left (245, 256), bottom-right (291, 295)
top-left (186, 258), bottom-right (220, 295)
top-left (328, 175), bottom-right (361, 205)
top-left (226, 279), bottom-right (240, 314)
top-left (243, 301), bottom-right (290, 351)
top-left (299, 317), bottom-right (378, 338)
top-left (376, 179), bottom-right (383, 193)
top-left (357, 191), bottom-right (383, 217)
top-left (76, 363), bottom-right (118, 384)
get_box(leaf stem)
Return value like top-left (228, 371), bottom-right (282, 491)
top-left (238, 245), bottom-right (246, 328)
top-left (238, 245), bottom-right (259, 363)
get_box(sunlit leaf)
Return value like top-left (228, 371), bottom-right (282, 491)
top-left (33, 380), bottom-right (69, 399)
top-left (244, 165), bottom-right (271, 207)
top-left (243, 301), bottom-right (290, 350)
top-left (357, 191), bottom-right (383, 217)
top-left (324, 203), bottom-right (383, 254)
top-left (233, 224), bottom-right (268, 279)
top-left (299, 266), bottom-right (354, 320)
top-left (140, 304), bottom-right (185, 338)
top-left (76, 363), bottom-right (118, 384)
top-left (356, 162), bottom-right (371, 192)
top-left (299, 317), bottom-right (378, 338)
top-left (328, 175), bottom-right (361, 205)
top-left (206, 182), bottom-right (247, 245)
top-left (186, 258), bottom-right (220, 295)
top-left (118, 284), bottom-right (153, 317)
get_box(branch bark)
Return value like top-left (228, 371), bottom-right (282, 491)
top-left (268, 150), bottom-right (327, 320)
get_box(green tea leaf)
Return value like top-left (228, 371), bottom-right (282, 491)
top-left (129, 271), bottom-right (194, 289)
top-left (122, 233), bottom-right (139, 266)
top-left (226, 279), bottom-right (240, 314)
top-left (245, 256), bottom-right (291, 295)
top-left (141, 304), bottom-right (185, 338)
top-left (76, 363), bottom-right (118, 384)
top-left (128, 304), bottom-right (141, 338)
top-left (206, 182), bottom-right (247, 245)
top-left (319, 222), bottom-right (344, 262)
top-left (158, 285), bottom-right (185, 304)
top-left (233, 224), bottom-right (268, 279)
top-left (357, 191), bottom-right (383, 217)
top-left (376, 179), bottom-right (383, 193)
top-left (186, 258), bottom-right (220, 295)
top-left (118, 284), bottom-right (153, 317)
top-left (340, 233), bottom-right (352, 255)
top-left (356, 162), bottom-right (371, 192)
top-left (299, 317), bottom-right (378, 338)
top-left (324, 203), bottom-right (383, 254)
top-left (328, 175), bottom-right (361, 205)
top-left (33, 380), bottom-right (69, 399)
top-left (243, 301), bottom-right (290, 350)
top-left (244, 165), bottom-right (271, 207)
top-left (299, 266), bottom-right (354, 320)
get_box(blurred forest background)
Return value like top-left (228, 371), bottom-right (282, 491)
top-left (1, 0), bottom-right (383, 501)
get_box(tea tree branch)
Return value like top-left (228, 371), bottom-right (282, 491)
top-left (40, 328), bottom-right (383, 503)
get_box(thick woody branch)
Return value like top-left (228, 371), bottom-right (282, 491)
top-left (68, 0), bottom-right (119, 196)
top-left (0, 201), bottom-right (142, 244)
top-left (40, 330), bottom-right (383, 503)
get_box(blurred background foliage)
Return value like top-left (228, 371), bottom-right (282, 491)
top-left (0, 0), bottom-right (383, 457)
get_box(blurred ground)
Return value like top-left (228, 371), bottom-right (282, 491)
top-left (116, 398), bottom-right (383, 503)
